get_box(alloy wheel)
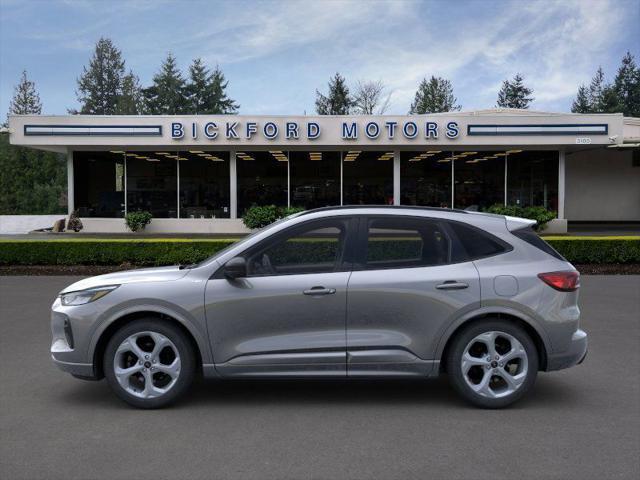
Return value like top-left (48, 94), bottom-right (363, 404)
top-left (461, 330), bottom-right (529, 399)
top-left (113, 331), bottom-right (181, 399)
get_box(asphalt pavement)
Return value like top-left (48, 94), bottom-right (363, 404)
top-left (0, 275), bottom-right (638, 480)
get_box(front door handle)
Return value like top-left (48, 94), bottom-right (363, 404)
top-left (303, 286), bottom-right (336, 296)
top-left (436, 281), bottom-right (469, 290)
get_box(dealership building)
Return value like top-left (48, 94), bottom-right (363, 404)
top-left (8, 109), bottom-right (640, 233)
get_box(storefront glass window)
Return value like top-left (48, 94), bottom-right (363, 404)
top-left (289, 151), bottom-right (340, 209)
top-left (126, 152), bottom-right (177, 218)
top-left (401, 151), bottom-right (452, 207)
top-left (453, 151), bottom-right (505, 210)
top-left (178, 151), bottom-right (230, 218)
top-left (507, 150), bottom-right (558, 210)
top-left (343, 150), bottom-right (394, 205)
top-left (237, 150), bottom-right (288, 215)
top-left (73, 151), bottom-right (125, 217)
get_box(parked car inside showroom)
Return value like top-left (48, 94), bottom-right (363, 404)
top-left (51, 206), bottom-right (587, 409)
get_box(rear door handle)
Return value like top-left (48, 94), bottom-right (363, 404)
top-left (436, 281), bottom-right (469, 290)
top-left (303, 286), bottom-right (336, 296)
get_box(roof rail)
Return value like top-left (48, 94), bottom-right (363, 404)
top-left (297, 205), bottom-right (469, 216)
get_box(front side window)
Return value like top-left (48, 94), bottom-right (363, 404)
top-left (365, 217), bottom-right (451, 270)
top-left (246, 219), bottom-right (349, 276)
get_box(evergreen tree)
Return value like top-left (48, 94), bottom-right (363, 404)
top-left (496, 74), bottom-right (534, 109)
top-left (571, 85), bottom-right (591, 113)
top-left (143, 53), bottom-right (188, 114)
top-left (315, 73), bottom-right (353, 115)
top-left (75, 37), bottom-right (126, 114)
top-left (1, 72), bottom-right (66, 214)
top-left (185, 59), bottom-right (239, 114)
top-left (409, 76), bottom-right (460, 114)
top-left (8, 70), bottom-right (42, 116)
top-left (116, 71), bottom-right (144, 115)
top-left (613, 51), bottom-right (640, 117)
top-left (207, 65), bottom-right (239, 114)
top-left (587, 67), bottom-right (607, 112)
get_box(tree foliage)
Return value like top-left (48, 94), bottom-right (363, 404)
top-left (116, 71), bottom-right (145, 115)
top-left (353, 80), bottom-right (391, 114)
top-left (496, 74), bottom-right (534, 109)
top-left (186, 59), bottom-right (239, 114)
top-left (573, 52), bottom-right (640, 116)
top-left (409, 76), bottom-right (460, 114)
top-left (75, 38), bottom-right (129, 114)
top-left (315, 73), bottom-right (354, 115)
top-left (8, 70), bottom-right (42, 118)
top-left (143, 53), bottom-right (188, 114)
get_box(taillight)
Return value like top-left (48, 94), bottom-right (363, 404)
top-left (538, 271), bottom-right (580, 292)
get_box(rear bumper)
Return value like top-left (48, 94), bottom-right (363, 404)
top-left (546, 329), bottom-right (588, 371)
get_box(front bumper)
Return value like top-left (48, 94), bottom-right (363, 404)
top-left (51, 355), bottom-right (97, 379)
top-left (546, 329), bottom-right (588, 371)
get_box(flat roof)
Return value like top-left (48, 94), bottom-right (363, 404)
top-left (7, 110), bottom-right (632, 153)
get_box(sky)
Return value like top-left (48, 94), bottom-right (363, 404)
top-left (0, 0), bottom-right (638, 117)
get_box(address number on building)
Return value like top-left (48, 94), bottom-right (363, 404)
top-left (576, 137), bottom-right (592, 144)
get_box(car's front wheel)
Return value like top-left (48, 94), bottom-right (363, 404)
top-left (104, 319), bottom-right (196, 408)
top-left (446, 319), bottom-right (538, 408)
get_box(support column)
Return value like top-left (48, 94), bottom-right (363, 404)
top-left (393, 150), bottom-right (400, 205)
top-left (558, 149), bottom-right (566, 220)
top-left (230, 150), bottom-right (237, 219)
top-left (504, 154), bottom-right (508, 206)
top-left (66, 149), bottom-right (74, 216)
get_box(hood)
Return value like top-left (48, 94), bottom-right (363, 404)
top-left (60, 266), bottom-right (189, 293)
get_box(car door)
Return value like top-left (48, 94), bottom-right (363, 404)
top-left (346, 215), bottom-right (481, 377)
top-left (204, 216), bottom-right (356, 377)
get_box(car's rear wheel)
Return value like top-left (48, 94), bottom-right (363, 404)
top-left (446, 319), bottom-right (538, 408)
top-left (104, 319), bottom-right (195, 408)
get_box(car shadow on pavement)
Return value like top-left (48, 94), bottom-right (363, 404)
top-left (55, 374), bottom-right (581, 411)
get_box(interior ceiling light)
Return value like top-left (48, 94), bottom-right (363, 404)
top-left (437, 159), bottom-right (450, 163)
top-left (146, 158), bottom-right (160, 162)
top-left (507, 150), bottom-right (523, 154)
top-left (189, 150), bottom-right (204, 154)
top-left (427, 150), bottom-right (442, 154)
top-left (155, 152), bottom-right (170, 155)
top-left (110, 150), bottom-right (125, 154)
top-left (125, 153), bottom-right (137, 157)
top-left (135, 156), bottom-right (148, 159)
top-left (495, 153), bottom-right (507, 156)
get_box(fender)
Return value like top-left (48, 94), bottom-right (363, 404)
top-left (433, 304), bottom-right (552, 361)
top-left (86, 300), bottom-right (214, 366)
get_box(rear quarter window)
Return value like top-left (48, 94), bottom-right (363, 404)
top-left (512, 227), bottom-right (567, 261)
top-left (448, 221), bottom-right (511, 260)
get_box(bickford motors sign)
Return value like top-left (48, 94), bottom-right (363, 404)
top-left (171, 119), bottom-right (461, 141)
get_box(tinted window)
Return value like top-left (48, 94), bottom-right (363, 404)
top-left (246, 219), bottom-right (348, 276)
top-left (512, 227), bottom-right (566, 261)
top-left (365, 217), bottom-right (450, 269)
top-left (448, 222), bottom-right (509, 260)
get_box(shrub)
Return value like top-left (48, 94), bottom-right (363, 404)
top-left (242, 205), bottom-right (305, 229)
top-left (484, 204), bottom-right (556, 231)
top-left (125, 211), bottom-right (153, 232)
top-left (0, 237), bottom-right (637, 267)
top-left (66, 210), bottom-right (83, 232)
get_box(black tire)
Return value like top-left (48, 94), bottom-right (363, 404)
top-left (446, 319), bottom-right (539, 409)
top-left (103, 318), bottom-right (196, 409)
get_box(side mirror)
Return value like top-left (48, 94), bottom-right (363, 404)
top-left (224, 256), bottom-right (247, 279)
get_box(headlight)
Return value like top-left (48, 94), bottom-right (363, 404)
top-left (60, 285), bottom-right (119, 306)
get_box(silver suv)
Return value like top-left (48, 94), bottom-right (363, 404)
top-left (51, 207), bottom-right (587, 409)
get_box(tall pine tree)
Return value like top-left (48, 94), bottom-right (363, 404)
top-left (613, 51), bottom-right (640, 117)
top-left (571, 85), bottom-right (591, 113)
top-left (8, 70), bottom-right (42, 117)
top-left (1, 72), bottom-right (66, 214)
top-left (185, 59), bottom-right (239, 114)
top-left (315, 73), bottom-right (353, 115)
top-left (409, 76), bottom-right (460, 114)
top-left (75, 38), bottom-right (126, 114)
top-left (496, 74), bottom-right (534, 109)
top-left (143, 53), bottom-right (188, 114)
top-left (116, 71), bottom-right (144, 115)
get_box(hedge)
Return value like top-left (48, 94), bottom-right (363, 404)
top-left (0, 236), bottom-right (638, 266)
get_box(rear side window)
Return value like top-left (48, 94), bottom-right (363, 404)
top-left (448, 221), bottom-right (510, 260)
top-left (512, 227), bottom-right (566, 261)
top-left (365, 217), bottom-right (451, 269)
